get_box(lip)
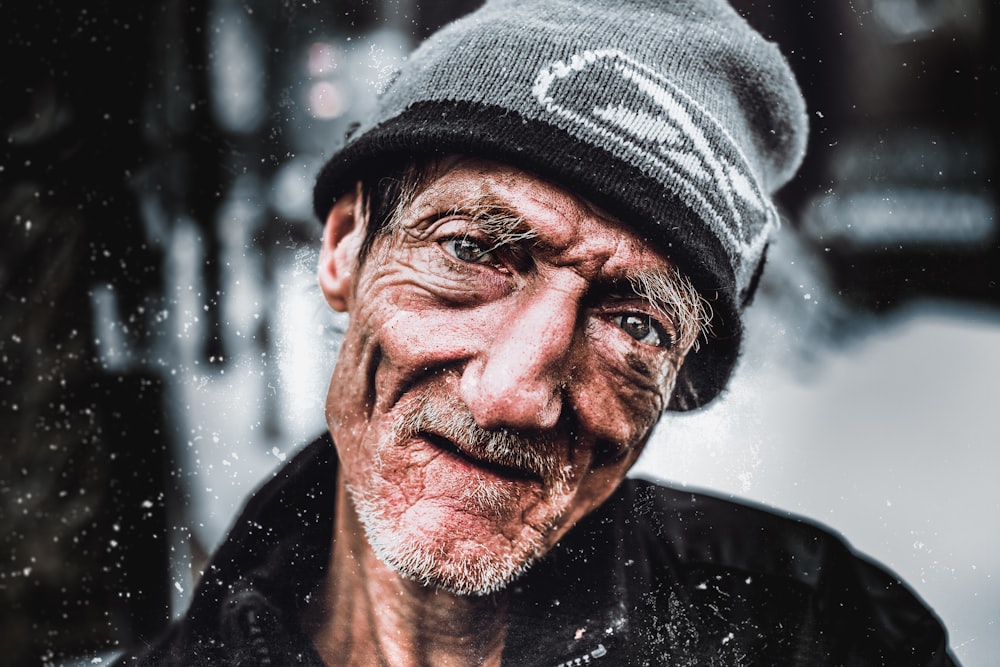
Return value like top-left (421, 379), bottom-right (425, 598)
top-left (422, 431), bottom-right (541, 483)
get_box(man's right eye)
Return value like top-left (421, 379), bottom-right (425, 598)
top-left (441, 237), bottom-right (496, 264)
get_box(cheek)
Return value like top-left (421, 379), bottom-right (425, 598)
top-left (324, 289), bottom-right (408, 456)
top-left (328, 296), bottom-right (495, 452)
top-left (381, 307), bottom-right (480, 359)
top-left (570, 341), bottom-right (669, 448)
top-left (570, 383), bottom-right (660, 464)
top-left (370, 301), bottom-right (499, 392)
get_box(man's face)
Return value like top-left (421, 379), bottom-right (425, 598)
top-left (320, 158), bottom-right (698, 595)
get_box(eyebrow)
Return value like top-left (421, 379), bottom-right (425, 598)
top-left (625, 267), bottom-right (713, 351)
top-left (443, 194), bottom-right (539, 251)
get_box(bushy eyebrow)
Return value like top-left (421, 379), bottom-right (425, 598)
top-left (624, 267), bottom-right (713, 352)
top-left (441, 195), bottom-right (539, 252)
top-left (393, 192), bottom-right (539, 251)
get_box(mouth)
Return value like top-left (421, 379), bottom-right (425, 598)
top-left (423, 432), bottom-right (541, 483)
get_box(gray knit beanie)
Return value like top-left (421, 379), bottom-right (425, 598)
top-left (313, 0), bottom-right (808, 410)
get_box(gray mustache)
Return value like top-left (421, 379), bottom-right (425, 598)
top-left (396, 396), bottom-right (571, 487)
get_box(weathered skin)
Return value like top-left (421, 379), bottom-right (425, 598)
top-left (309, 158), bottom-right (695, 665)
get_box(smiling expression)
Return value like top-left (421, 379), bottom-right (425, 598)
top-left (319, 157), bottom-right (703, 595)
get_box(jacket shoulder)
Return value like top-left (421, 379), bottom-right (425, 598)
top-left (614, 477), bottom-right (958, 666)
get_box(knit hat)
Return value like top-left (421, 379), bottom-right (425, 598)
top-left (313, 0), bottom-right (808, 410)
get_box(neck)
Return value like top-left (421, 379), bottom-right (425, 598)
top-left (305, 478), bottom-right (509, 666)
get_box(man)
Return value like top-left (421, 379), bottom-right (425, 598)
top-left (121, 0), bottom-right (958, 664)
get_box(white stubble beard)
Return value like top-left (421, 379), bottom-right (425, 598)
top-left (346, 396), bottom-right (573, 596)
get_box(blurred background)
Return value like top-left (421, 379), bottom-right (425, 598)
top-left (1, 1), bottom-right (996, 665)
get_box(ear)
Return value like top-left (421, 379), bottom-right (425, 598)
top-left (318, 182), bottom-right (366, 312)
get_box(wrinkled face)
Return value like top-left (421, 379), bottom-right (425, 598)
top-left (319, 158), bottom-right (699, 595)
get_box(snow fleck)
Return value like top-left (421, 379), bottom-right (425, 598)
top-left (141, 499), bottom-right (154, 509)
top-left (574, 627), bottom-right (586, 640)
top-left (271, 446), bottom-right (286, 461)
top-left (721, 632), bottom-right (734, 645)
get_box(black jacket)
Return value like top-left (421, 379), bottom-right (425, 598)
top-left (119, 433), bottom-right (958, 666)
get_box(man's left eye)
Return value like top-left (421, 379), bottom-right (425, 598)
top-left (614, 313), bottom-right (671, 348)
top-left (442, 237), bottom-right (496, 264)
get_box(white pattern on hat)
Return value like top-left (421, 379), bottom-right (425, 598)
top-left (534, 49), bottom-right (777, 291)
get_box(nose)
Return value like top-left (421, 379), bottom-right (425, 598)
top-left (460, 286), bottom-right (577, 431)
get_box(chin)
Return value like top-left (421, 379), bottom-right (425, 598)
top-left (347, 480), bottom-right (550, 596)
